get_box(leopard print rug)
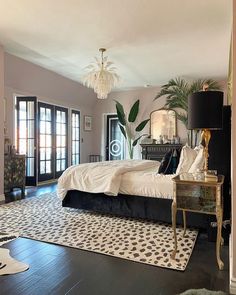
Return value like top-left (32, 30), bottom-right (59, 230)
top-left (0, 193), bottom-right (198, 271)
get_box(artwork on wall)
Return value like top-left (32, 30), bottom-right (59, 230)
top-left (84, 115), bottom-right (92, 131)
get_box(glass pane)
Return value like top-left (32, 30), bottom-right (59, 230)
top-left (75, 114), bottom-right (79, 127)
top-left (56, 123), bottom-right (61, 135)
top-left (46, 161), bottom-right (51, 173)
top-left (40, 135), bottom-right (45, 147)
top-left (46, 108), bottom-right (51, 121)
top-left (76, 128), bottom-right (79, 140)
top-left (19, 139), bottom-right (27, 155)
top-left (62, 148), bottom-right (66, 159)
top-left (40, 148), bottom-right (45, 161)
top-left (76, 154), bottom-right (80, 165)
top-left (72, 155), bottom-right (75, 165)
top-left (27, 101), bottom-right (34, 119)
top-left (46, 148), bottom-right (51, 160)
top-left (27, 120), bottom-right (34, 138)
top-left (72, 128), bottom-right (75, 141)
top-left (46, 122), bottom-right (51, 134)
top-left (72, 114), bottom-right (75, 127)
top-left (56, 136), bottom-right (61, 147)
top-left (46, 135), bottom-right (52, 147)
top-left (40, 121), bottom-right (46, 134)
top-left (19, 101), bottom-right (27, 120)
top-left (72, 141), bottom-right (75, 154)
top-left (56, 111), bottom-right (61, 123)
top-left (27, 158), bottom-right (34, 177)
top-left (40, 161), bottom-right (45, 174)
top-left (61, 124), bottom-right (66, 135)
top-left (61, 112), bottom-right (66, 123)
top-left (56, 160), bottom-right (61, 172)
top-left (19, 120), bottom-right (27, 138)
top-left (40, 107), bottom-right (45, 120)
top-left (61, 136), bottom-right (66, 147)
top-left (61, 160), bottom-right (66, 171)
top-left (27, 139), bottom-right (34, 157)
top-left (75, 141), bottom-right (79, 153)
top-left (56, 147), bottom-right (61, 159)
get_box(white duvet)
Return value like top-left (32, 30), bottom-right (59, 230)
top-left (57, 160), bottom-right (175, 200)
top-left (58, 160), bottom-right (157, 199)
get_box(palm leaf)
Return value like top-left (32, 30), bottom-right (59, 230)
top-left (132, 134), bottom-right (148, 147)
top-left (118, 124), bottom-right (127, 139)
top-left (114, 100), bottom-right (126, 126)
top-left (135, 119), bottom-right (150, 132)
top-left (128, 100), bottom-right (139, 122)
top-left (154, 77), bottom-right (221, 127)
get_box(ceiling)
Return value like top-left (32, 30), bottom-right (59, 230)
top-left (0, 0), bottom-right (232, 90)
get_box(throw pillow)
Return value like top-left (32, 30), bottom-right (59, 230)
top-left (176, 144), bottom-right (198, 175)
top-left (158, 150), bottom-right (173, 174)
top-left (158, 148), bottom-right (181, 174)
top-left (188, 145), bottom-right (205, 173)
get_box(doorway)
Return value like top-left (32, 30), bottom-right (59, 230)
top-left (106, 115), bottom-right (125, 160)
top-left (16, 97), bottom-right (70, 184)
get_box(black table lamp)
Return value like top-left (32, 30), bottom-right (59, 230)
top-left (188, 90), bottom-right (223, 171)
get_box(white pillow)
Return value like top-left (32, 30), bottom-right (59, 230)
top-left (188, 145), bottom-right (205, 173)
top-left (176, 144), bottom-right (198, 175)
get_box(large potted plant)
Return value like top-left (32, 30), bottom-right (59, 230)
top-left (154, 78), bottom-right (221, 145)
top-left (115, 99), bottom-right (149, 159)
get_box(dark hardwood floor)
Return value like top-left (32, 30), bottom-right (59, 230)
top-left (0, 184), bottom-right (229, 295)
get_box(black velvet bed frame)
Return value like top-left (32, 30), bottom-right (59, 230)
top-left (62, 190), bottom-right (210, 229)
top-left (62, 106), bottom-right (231, 237)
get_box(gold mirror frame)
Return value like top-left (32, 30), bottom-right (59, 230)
top-left (150, 109), bottom-right (177, 140)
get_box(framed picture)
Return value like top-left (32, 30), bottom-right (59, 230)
top-left (84, 115), bottom-right (92, 131)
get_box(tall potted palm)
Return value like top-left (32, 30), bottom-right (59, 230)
top-left (154, 78), bottom-right (221, 145)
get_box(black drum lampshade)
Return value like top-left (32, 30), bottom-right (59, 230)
top-left (188, 91), bottom-right (223, 130)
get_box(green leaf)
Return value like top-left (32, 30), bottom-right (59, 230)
top-left (118, 124), bottom-right (127, 139)
top-left (135, 119), bottom-right (150, 132)
top-left (114, 100), bottom-right (126, 126)
top-left (132, 134), bottom-right (148, 147)
top-left (128, 100), bottom-right (139, 122)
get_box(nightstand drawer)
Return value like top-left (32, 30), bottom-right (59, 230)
top-left (176, 184), bottom-right (216, 213)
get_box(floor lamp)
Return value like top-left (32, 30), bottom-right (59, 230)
top-left (188, 90), bottom-right (223, 171)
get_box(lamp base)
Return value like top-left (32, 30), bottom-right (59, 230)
top-left (201, 129), bottom-right (211, 171)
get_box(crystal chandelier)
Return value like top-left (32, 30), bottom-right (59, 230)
top-left (83, 48), bottom-right (120, 99)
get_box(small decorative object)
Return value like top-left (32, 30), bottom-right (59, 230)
top-left (163, 135), bottom-right (169, 144)
top-left (83, 48), bottom-right (120, 99)
top-left (115, 99), bottom-right (150, 159)
top-left (159, 135), bottom-right (163, 144)
top-left (84, 115), bottom-right (92, 131)
top-left (174, 136), bottom-right (180, 144)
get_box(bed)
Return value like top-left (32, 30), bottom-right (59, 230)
top-left (58, 159), bottom-right (209, 228)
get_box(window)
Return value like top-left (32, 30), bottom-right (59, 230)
top-left (71, 110), bottom-right (80, 165)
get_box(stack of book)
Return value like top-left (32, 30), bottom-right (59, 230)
top-left (204, 171), bottom-right (218, 182)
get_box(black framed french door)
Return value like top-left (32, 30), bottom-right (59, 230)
top-left (71, 110), bottom-right (80, 165)
top-left (38, 103), bottom-right (68, 181)
top-left (16, 97), bottom-right (69, 184)
top-left (55, 106), bottom-right (68, 178)
top-left (106, 115), bottom-right (124, 161)
top-left (16, 96), bottom-right (37, 186)
top-left (38, 102), bottom-right (54, 181)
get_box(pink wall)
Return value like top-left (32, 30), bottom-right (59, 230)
top-left (4, 53), bottom-right (97, 163)
top-left (92, 82), bottom-right (227, 160)
top-left (0, 46), bottom-right (4, 197)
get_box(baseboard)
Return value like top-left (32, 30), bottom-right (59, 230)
top-left (0, 194), bottom-right (5, 201)
top-left (230, 234), bottom-right (236, 294)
